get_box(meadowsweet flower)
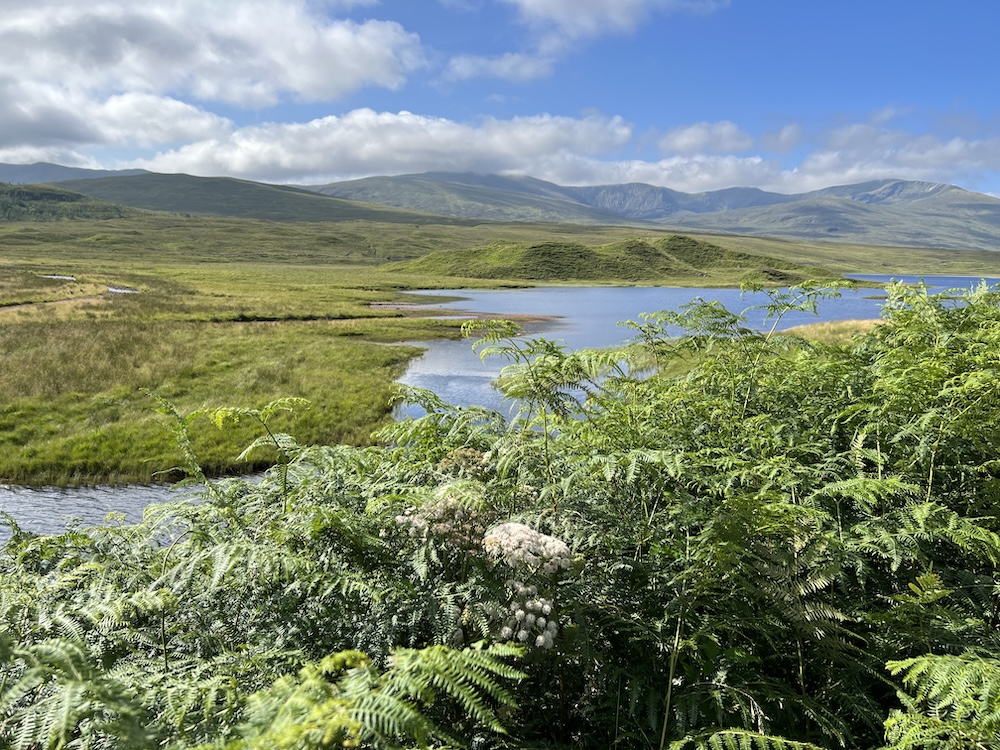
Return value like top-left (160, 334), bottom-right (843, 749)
top-left (495, 578), bottom-right (560, 650)
top-left (482, 522), bottom-right (572, 574)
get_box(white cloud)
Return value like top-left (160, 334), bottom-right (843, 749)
top-left (760, 124), bottom-right (802, 154)
top-left (501, 0), bottom-right (727, 40)
top-left (446, 52), bottom-right (555, 82)
top-left (0, 74), bottom-right (233, 153)
top-left (137, 109), bottom-right (633, 182)
top-left (514, 152), bottom-right (777, 192)
top-left (659, 120), bottom-right (753, 154)
top-left (92, 94), bottom-right (233, 147)
top-left (118, 109), bottom-right (1000, 196)
top-left (450, 0), bottom-right (728, 81)
top-left (0, 1), bottom-right (426, 107)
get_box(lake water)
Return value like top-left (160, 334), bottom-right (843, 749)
top-left (3, 274), bottom-right (997, 539)
top-left (397, 275), bottom-right (1000, 413)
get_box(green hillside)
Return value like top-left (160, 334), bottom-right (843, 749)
top-left (0, 183), bottom-right (143, 221)
top-left (387, 233), bottom-right (824, 284)
top-left (309, 172), bottom-right (626, 224)
top-left (55, 173), bottom-right (473, 224)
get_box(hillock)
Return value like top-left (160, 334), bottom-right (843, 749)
top-left (0, 183), bottom-right (141, 221)
top-left (388, 233), bottom-right (824, 284)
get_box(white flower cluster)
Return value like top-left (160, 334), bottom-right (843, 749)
top-left (497, 580), bottom-right (558, 649)
top-left (482, 522), bottom-right (573, 575)
top-left (395, 485), bottom-right (493, 553)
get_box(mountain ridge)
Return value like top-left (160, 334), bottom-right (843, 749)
top-left (307, 172), bottom-right (1000, 251)
top-left (3, 162), bottom-right (1000, 251)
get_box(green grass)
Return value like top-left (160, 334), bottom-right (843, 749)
top-left (385, 234), bottom-right (833, 285)
top-left (4, 211), bottom-right (1000, 485)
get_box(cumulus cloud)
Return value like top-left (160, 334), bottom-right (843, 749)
top-left (0, 78), bottom-right (101, 148)
top-left (0, 73), bottom-right (232, 154)
top-left (91, 95), bottom-right (233, 147)
top-left (659, 120), bottom-right (753, 154)
top-left (783, 128), bottom-right (1000, 193)
top-left (137, 110), bottom-right (633, 182)
top-left (115, 106), bottom-right (1000, 196)
top-left (0, 0), bottom-right (426, 107)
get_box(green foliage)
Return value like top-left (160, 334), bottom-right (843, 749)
top-left (5, 281), bottom-right (1000, 749)
top-left (883, 653), bottom-right (1000, 748)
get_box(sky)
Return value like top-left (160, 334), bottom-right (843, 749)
top-left (2, 0), bottom-right (1000, 195)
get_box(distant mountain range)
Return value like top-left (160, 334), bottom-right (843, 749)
top-left (4, 161), bottom-right (1000, 251)
top-left (309, 172), bottom-right (1000, 252)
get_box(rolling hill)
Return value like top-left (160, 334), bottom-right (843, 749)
top-left (0, 162), bottom-right (148, 183)
top-left (0, 183), bottom-right (144, 221)
top-left (386, 234), bottom-right (824, 285)
top-left (5, 161), bottom-right (1000, 252)
top-left (53, 173), bottom-right (473, 224)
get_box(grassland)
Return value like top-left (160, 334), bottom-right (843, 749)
top-left (4, 211), bottom-right (1000, 485)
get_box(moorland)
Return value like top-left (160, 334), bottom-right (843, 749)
top-left (4, 171), bottom-right (1000, 749)
top-left (4, 177), bottom-right (1000, 485)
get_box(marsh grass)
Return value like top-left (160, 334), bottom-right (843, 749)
top-left (782, 318), bottom-right (882, 344)
top-left (0, 316), bottom-right (437, 483)
top-left (2, 212), bottom-right (998, 484)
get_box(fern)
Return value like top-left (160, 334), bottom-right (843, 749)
top-left (884, 653), bottom-right (1000, 748)
top-left (670, 729), bottom-right (830, 750)
top-left (220, 644), bottom-right (523, 749)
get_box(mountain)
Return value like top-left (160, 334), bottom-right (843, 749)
top-left (307, 173), bottom-right (1000, 252)
top-left (53, 173), bottom-right (472, 224)
top-left (9, 161), bottom-right (1000, 251)
top-left (0, 162), bottom-right (148, 184)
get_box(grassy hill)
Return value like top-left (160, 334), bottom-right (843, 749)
top-left (0, 161), bottom-right (148, 184)
top-left (0, 183), bottom-right (144, 221)
top-left (309, 172), bottom-right (628, 224)
top-left (386, 234), bottom-right (825, 284)
top-left (55, 173), bottom-right (473, 224)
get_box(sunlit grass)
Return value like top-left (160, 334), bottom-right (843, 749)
top-left (783, 318), bottom-right (882, 344)
top-left (2, 212), bottom-right (998, 485)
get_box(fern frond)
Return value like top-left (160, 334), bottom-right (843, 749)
top-left (670, 728), bottom-right (829, 750)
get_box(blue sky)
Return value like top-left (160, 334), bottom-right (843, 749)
top-left (2, 0), bottom-right (999, 194)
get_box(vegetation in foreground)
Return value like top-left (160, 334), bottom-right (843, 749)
top-left (2, 282), bottom-right (999, 749)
